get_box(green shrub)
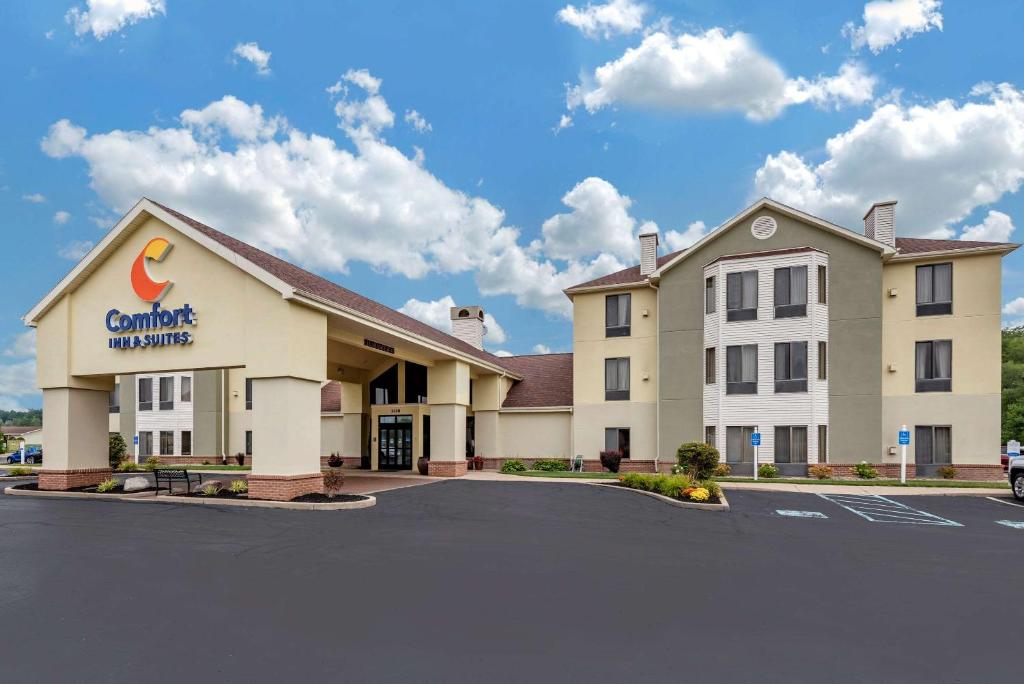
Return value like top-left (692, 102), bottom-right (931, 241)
top-left (199, 483), bottom-right (220, 496)
top-left (96, 478), bottom-right (119, 493)
top-left (853, 461), bottom-right (878, 479)
top-left (532, 459), bottom-right (568, 472)
top-left (228, 479), bottom-right (248, 494)
top-left (808, 464), bottom-right (832, 480)
top-left (937, 465), bottom-right (957, 480)
top-left (713, 462), bottom-right (731, 477)
top-left (676, 442), bottom-right (720, 480)
top-left (500, 459), bottom-right (527, 473)
top-left (108, 432), bottom-right (127, 467)
top-left (7, 466), bottom-right (32, 477)
top-left (116, 460), bottom-right (139, 472)
top-left (696, 479), bottom-right (722, 500)
top-left (142, 456), bottom-right (161, 472)
top-left (599, 450), bottom-right (622, 473)
top-left (757, 464), bottom-right (779, 478)
top-left (619, 473), bottom-right (696, 499)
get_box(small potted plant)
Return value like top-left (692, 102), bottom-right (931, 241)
top-left (327, 452), bottom-right (343, 468)
top-left (235, 452), bottom-right (245, 466)
top-left (472, 455), bottom-right (485, 471)
top-left (417, 456), bottom-right (430, 476)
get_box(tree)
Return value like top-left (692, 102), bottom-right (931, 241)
top-left (1002, 327), bottom-right (1024, 443)
top-left (109, 432), bottom-right (127, 467)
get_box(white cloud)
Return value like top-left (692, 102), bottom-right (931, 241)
top-left (398, 295), bottom-right (507, 345)
top-left (53, 210), bottom-right (71, 224)
top-left (959, 210), bottom-right (1015, 242)
top-left (532, 344), bottom-right (552, 354)
top-left (753, 83), bottom-right (1024, 237)
top-left (493, 350), bottom-right (513, 357)
top-left (45, 29), bottom-right (55, 40)
top-left (1003, 297), bottom-right (1024, 317)
top-left (555, 114), bottom-right (574, 133)
top-left (4, 331), bottom-right (35, 358)
top-left (568, 29), bottom-right (875, 121)
top-left (557, 0), bottom-right (647, 39)
top-left (59, 240), bottom-right (94, 260)
top-left (663, 220), bottom-right (709, 251)
top-left (0, 334), bottom-right (38, 411)
top-left (404, 109), bottom-right (432, 133)
top-left (22, 193), bottom-right (46, 203)
top-left (541, 177), bottom-right (650, 261)
top-left (41, 73), bottom-right (635, 319)
top-left (233, 41), bottom-right (272, 76)
top-left (844, 0), bottom-right (943, 54)
top-left (65, 0), bottom-right (166, 41)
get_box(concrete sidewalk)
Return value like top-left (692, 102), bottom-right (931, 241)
top-left (719, 480), bottom-right (1010, 496)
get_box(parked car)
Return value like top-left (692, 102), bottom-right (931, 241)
top-left (7, 446), bottom-right (42, 464)
top-left (1010, 455), bottom-right (1024, 502)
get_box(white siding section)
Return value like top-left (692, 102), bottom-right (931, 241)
top-left (703, 251), bottom-right (829, 464)
top-left (134, 372), bottom-right (194, 459)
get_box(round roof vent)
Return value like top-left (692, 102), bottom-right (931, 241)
top-left (751, 215), bottom-right (777, 240)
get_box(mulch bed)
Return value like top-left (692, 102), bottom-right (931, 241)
top-left (290, 493), bottom-right (371, 503)
top-left (174, 491), bottom-right (247, 499)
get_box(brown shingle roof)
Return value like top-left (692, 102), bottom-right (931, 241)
top-left (1, 426), bottom-right (39, 436)
top-left (152, 201), bottom-right (516, 374)
top-left (566, 250), bottom-right (683, 292)
top-left (500, 353), bottom-right (573, 408)
top-left (321, 381), bottom-right (341, 413)
top-left (895, 237), bottom-right (1015, 254)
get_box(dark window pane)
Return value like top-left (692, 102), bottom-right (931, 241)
top-left (182, 431), bottom-right (191, 456)
top-left (705, 277), bottom-right (716, 314)
top-left (915, 426), bottom-right (933, 464)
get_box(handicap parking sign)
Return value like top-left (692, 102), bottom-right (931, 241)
top-left (133, 435), bottom-right (139, 445)
top-left (751, 432), bottom-right (761, 446)
top-left (898, 430), bottom-right (910, 445)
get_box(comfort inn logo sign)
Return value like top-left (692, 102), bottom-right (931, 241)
top-left (105, 236), bottom-right (198, 350)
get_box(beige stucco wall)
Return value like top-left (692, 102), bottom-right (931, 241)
top-left (498, 411), bottom-right (572, 459)
top-left (881, 252), bottom-right (1003, 464)
top-left (250, 376), bottom-right (321, 475)
top-left (573, 403), bottom-right (656, 461)
top-left (320, 414), bottom-right (344, 456)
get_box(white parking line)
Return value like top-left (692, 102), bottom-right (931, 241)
top-left (995, 520), bottom-right (1024, 529)
top-left (817, 494), bottom-right (963, 527)
top-left (985, 496), bottom-right (1024, 508)
top-left (776, 510), bottom-right (828, 519)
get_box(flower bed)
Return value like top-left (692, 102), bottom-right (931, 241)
top-left (617, 473), bottom-right (723, 505)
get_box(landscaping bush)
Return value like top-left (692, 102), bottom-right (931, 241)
top-left (8, 466), bottom-right (32, 477)
top-left (619, 473), bottom-right (710, 501)
top-left (327, 453), bottom-right (343, 468)
top-left (853, 461), bottom-right (878, 479)
top-left (654, 475), bottom-right (693, 498)
top-left (713, 462), bottom-right (732, 477)
top-left (229, 479), bottom-right (248, 494)
top-left (116, 460), bottom-right (139, 472)
top-left (757, 464), bottom-right (779, 479)
top-left (599, 450), bottom-right (622, 473)
top-left (323, 469), bottom-right (345, 495)
top-left (96, 478), bottom-right (119, 493)
top-left (532, 459), bottom-right (568, 472)
top-left (108, 432), bottom-right (127, 467)
top-left (676, 442), bottom-right (720, 480)
top-left (688, 487), bottom-right (710, 502)
top-left (142, 456), bottom-right (161, 472)
top-left (696, 479), bottom-right (722, 500)
top-left (199, 483), bottom-right (221, 496)
top-left (937, 465), bottom-right (957, 480)
top-left (500, 459), bottom-right (527, 473)
top-left (808, 464), bottom-right (832, 480)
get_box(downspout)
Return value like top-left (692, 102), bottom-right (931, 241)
top-left (649, 278), bottom-right (660, 472)
top-left (220, 369), bottom-right (227, 464)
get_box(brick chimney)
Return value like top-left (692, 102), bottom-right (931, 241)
top-left (863, 201), bottom-right (896, 247)
top-left (639, 231), bottom-right (659, 276)
top-left (450, 305), bottom-right (485, 349)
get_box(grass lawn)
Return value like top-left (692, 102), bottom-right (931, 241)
top-left (514, 470), bottom-right (619, 479)
top-left (719, 477), bottom-right (1008, 488)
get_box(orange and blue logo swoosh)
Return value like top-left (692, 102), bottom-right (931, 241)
top-left (130, 237), bottom-right (173, 302)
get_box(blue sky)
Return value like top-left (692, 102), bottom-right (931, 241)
top-left (2, 0), bottom-right (1023, 409)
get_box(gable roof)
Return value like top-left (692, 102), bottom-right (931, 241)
top-left (499, 353), bottom-right (573, 408)
top-left (892, 237), bottom-right (1018, 259)
top-left (564, 250), bottom-right (683, 294)
top-left (25, 198), bottom-right (519, 378)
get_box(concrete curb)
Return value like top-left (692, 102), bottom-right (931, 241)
top-left (4, 486), bottom-right (376, 511)
top-left (590, 482), bottom-right (730, 511)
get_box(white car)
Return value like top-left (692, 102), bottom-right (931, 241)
top-left (1010, 455), bottom-right (1024, 502)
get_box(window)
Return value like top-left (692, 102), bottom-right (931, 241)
top-left (245, 378), bottom-right (253, 410)
top-left (704, 347), bottom-right (716, 384)
top-left (245, 430), bottom-right (253, 456)
top-left (705, 276), bottom-right (716, 314)
top-left (138, 378), bottom-right (153, 411)
top-left (818, 341), bottom-right (827, 381)
top-left (109, 384), bottom-right (120, 414)
top-left (775, 426), bottom-right (807, 463)
top-left (181, 430), bottom-right (192, 456)
top-left (604, 357), bottom-right (630, 401)
top-left (774, 266), bottom-right (807, 318)
top-left (159, 377), bottom-right (174, 410)
top-left (180, 376), bottom-right (192, 402)
top-left (726, 426), bottom-right (755, 463)
top-left (915, 340), bottom-right (952, 392)
top-left (726, 345), bottom-right (758, 394)
top-left (405, 362), bottom-right (428, 404)
top-left (159, 430), bottom-right (174, 456)
top-left (726, 271), bottom-right (758, 321)
top-left (818, 425), bottom-right (828, 464)
top-left (915, 425), bottom-right (952, 464)
top-left (604, 427), bottom-right (631, 459)
top-left (916, 263), bottom-right (952, 316)
top-left (139, 431), bottom-right (153, 457)
top-left (704, 425), bottom-right (716, 447)
top-left (775, 342), bottom-right (808, 393)
top-left (817, 265), bottom-right (827, 304)
top-left (605, 294), bottom-right (631, 337)
top-left (370, 364), bottom-right (397, 405)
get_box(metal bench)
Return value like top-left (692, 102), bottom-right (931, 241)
top-left (152, 468), bottom-right (203, 495)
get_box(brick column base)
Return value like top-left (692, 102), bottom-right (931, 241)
top-left (38, 468), bottom-right (112, 491)
top-left (247, 473), bottom-right (324, 501)
top-left (428, 460), bottom-right (468, 477)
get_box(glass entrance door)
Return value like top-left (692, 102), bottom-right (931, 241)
top-left (378, 415), bottom-right (413, 469)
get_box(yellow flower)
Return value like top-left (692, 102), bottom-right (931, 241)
top-left (689, 487), bottom-right (710, 502)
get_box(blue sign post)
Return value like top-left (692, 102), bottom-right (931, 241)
top-left (898, 425), bottom-right (910, 484)
top-left (751, 430), bottom-right (761, 480)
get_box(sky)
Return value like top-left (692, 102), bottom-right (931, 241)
top-left (1, 0), bottom-right (1024, 410)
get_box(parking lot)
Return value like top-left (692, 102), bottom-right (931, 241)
top-left (1, 478), bottom-right (1022, 683)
